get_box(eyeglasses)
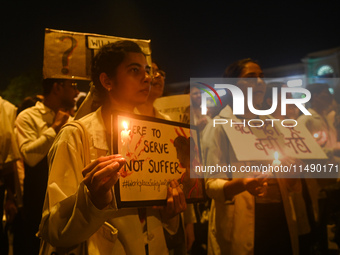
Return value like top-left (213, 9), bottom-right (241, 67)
top-left (60, 81), bottom-right (78, 90)
top-left (71, 82), bottom-right (78, 90)
top-left (153, 69), bottom-right (166, 79)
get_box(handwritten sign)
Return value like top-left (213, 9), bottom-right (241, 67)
top-left (223, 117), bottom-right (327, 161)
top-left (43, 30), bottom-right (87, 80)
top-left (43, 28), bottom-right (151, 80)
top-left (154, 94), bottom-right (190, 123)
top-left (114, 113), bottom-right (204, 208)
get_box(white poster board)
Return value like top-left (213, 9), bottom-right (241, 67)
top-left (114, 113), bottom-right (204, 208)
top-left (223, 118), bottom-right (327, 161)
top-left (154, 94), bottom-right (190, 123)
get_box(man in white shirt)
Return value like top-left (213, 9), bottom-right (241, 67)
top-left (0, 96), bottom-right (21, 254)
top-left (15, 78), bottom-right (79, 254)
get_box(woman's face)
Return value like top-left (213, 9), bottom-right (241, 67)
top-left (149, 63), bottom-right (165, 99)
top-left (110, 52), bottom-right (152, 107)
top-left (237, 62), bottom-right (266, 108)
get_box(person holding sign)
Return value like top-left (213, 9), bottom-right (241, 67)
top-left (137, 61), bottom-right (196, 254)
top-left (38, 41), bottom-right (187, 255)
top-left (174, 136), bottom-right (202, 199)
top-left (202, 58), bottom-right (299, 255)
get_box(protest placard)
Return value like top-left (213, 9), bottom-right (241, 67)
top-left (222, 117), bottom-right (327, 162)
top-left (43, 28), bottom-right (151, 80)
top-left (112, 112), bottom-right (204, 208)
top-left (154, 94), bottom-right (190, 123)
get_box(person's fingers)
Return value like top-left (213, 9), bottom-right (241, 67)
top-left (100, 172), bottom-right (120, 191)
top-left (90, 161), bottom-right (121, 183)
top-left (83, 162), bottom-right (118, 190)
top-left (85, 157), bottom-right (126, 191)
top-left (152, 205), bottom-right (165, 210)
top-left (83, 158), bottom-right (117, 181)
top-left (82, 155), bottom-right (114, 177)
top-left (170, 179), bottom-right (187, 213)
top-left (169, 179), bottom-right (177, 188)
top-left (177, 183), bottom-right (187, 211)
top-left (111, 154), bottom-right (124, 159)
top-left (172, 184), bottom-right (179, 206)
top-left (82, 155), bottom-right (125, 178)
top-left (166, 186), bottom-right (174, 213)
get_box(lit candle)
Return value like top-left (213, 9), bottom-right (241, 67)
top-left (272, 151), bottom-right (281, 166)
top-left (120, 121), bottom-right (130, 156)
top-left (313, 131), bottom-right (327, 146)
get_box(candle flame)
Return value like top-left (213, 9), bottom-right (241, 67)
top-left (122, 121), bottom-right (128, 130)
top-left (274, 151), bottom-right (279, 160)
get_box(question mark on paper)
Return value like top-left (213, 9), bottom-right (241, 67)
top-left (59, 36), bottom-right (78, 75)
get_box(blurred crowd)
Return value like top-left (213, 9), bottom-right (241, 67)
top-left (1, 41), bottom-right (340, 255)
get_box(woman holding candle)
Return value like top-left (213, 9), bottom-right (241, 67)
top-left (38, 41), bottom-right (187, 255)
top-left (202, 59), bottom-right (300, 255)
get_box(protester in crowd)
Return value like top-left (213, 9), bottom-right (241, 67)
top-left (298, 83), bottom-right (340, 184)
top-left (38, 41), bottom-right (187, 255)
top-left (202, 58), bottom-right (300, 255)
top-left (7, 95), bottom-right (44, 255)
top-left (263, 81), bottom-right (326, 254)
top-left (136, 61), bottom-right (170, 119)
top-left (17, 95), bottom-right (43, 116)
top-left (326, 98), bottom-right (340, 166)
top-left (189, 85), bottom-right (211, 132)
top-left (136, 61), bottom-right (196, 254)
top-left (15, 78), bottom-right (79, 254)
top-left (0, 96), bottom-right (21, 255)
top-left (298, 83), bottom-right (339, 155)
top-left (297, 83), bottom-right (340, 253)
top-left (15, 95), bottom-right (44, 192)
top-left (174, 136), bottom-right (202, 199)
top-left (333, 84), bottom-right (340, 145)
top-left (183, 83), bottom-right (212, 255)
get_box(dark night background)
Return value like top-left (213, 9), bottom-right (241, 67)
top-left (1, 0), bottom-right (339, 91)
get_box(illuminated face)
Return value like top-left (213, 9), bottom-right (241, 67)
top-left (149, 63), bottom-right (165, 99)
top-left (237, 62), bottom-right (266, 108)
top-left (111, 52), bottom-right (152, 107)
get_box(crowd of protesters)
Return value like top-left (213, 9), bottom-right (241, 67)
top-left (1, 41), bottom-right (340, 255)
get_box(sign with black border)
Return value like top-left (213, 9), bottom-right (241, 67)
top-left (112, 111), bottom-right (205, 208)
